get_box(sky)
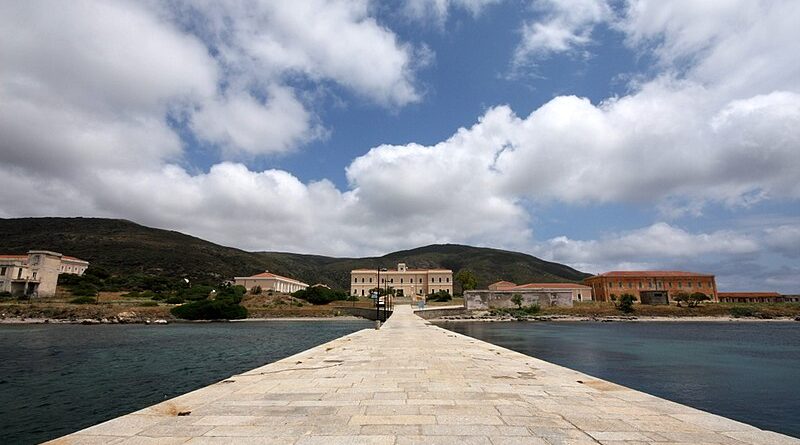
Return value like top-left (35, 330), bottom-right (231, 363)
top-left (1, 0), bottom-right (799, 293)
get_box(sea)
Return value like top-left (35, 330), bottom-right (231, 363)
top-left (0, 320), bottom-right (372, 444)
top-left (1, 320), bottom-right (798, 443)
top-left (436, 320), bottom-right (800, 439)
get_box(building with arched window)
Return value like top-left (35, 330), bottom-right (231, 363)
top-left (350, 263), bottom-right (452, 300)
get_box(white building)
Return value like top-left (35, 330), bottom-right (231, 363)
top-left (233, 271), bottom-right (309, 294)
top-left (0, 250), bottom-right (89, 298)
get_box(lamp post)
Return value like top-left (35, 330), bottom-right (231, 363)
top-left (376, 267), bottom-right (387, 322)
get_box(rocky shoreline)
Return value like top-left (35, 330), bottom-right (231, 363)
top-left (432, 314), bottom-right (800, 323)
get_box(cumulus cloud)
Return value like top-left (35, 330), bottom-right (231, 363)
top-left (535, 223), bottom-right (760, 271)
top-left (0, 0), bottom-right (422, 164)
top-left (513, 0), bottom-right (611, 66)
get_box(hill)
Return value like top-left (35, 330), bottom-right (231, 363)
top-left (0, 218), bottom-right (589, 290)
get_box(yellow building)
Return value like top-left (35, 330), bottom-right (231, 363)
top-left (350, 263), bottom-right (452, 300)
top-left (0, 250), bottom-right (89, 298)
top-left (233, 271), bottom-right (308, 294)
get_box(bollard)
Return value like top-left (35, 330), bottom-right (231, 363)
top-left (375, 320), bottom-right (381, 330)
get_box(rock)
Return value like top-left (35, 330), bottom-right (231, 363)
top-left (795, 316), bottom-right (800, 322)
top-left (153, 319), bottom-right (168, 324)
top-left (100, 318), bottom-right (110, 323)
top-left (116, 311), bottom-right (138, 323)
top-left (80, 319), bottom-right (100, 325)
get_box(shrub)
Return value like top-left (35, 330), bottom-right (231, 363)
top-left (292, 287), bottom-right (348, 305)
top-left (730, 306), bottom-right (755, 318)
top-left (177, 285), bottom-right (214, 301)
top-left (490, 305), bottom-right (540, 318)
top-left (0, 291), bottom-right (12, 299)
top-left (250, 285), bottom-right (262, 295)
top-left (70, 296), bottom-right (96, 304)
top-left (511, 294), bottom-right (523, 309)
top-left (689, 292), bottom-right (711, 307)
top-left (616, 294), bottom-right (637, 313)
top-left (139, 301), bottom-right (158, 307)
top-left (165, 296), bottom-right (184, 304)
top-left (427, 290), bottom-right (452, 302)
top-left (170, 299), bottom-right (248, 320)
top-left (71, 283), bottom-right (98, 297)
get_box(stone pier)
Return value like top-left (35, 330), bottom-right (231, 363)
top-left (48, 305), bottom-right (799, 444)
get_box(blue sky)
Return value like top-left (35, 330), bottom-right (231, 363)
top-left (1, 1), bottom-right (799, 292)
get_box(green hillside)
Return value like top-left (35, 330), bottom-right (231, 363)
top-left (0, 217), bottom-right (589, 290)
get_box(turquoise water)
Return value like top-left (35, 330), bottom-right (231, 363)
top-left (436, 321), bottom-right (800, 439)
top-left (0, 320), bottom-right (371, 444)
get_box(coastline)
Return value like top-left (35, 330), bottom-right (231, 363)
top-left (431, 314), bottom-right (800, 323)
top-left (0, 315), bottom-right (364, 324)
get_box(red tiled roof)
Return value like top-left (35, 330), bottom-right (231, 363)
top-left (718, 292), bottom-right (781, 298)
top-left (511, 283), bottom-right (591, 290)
top-left (238, 271), bottom-right (307, 285)
top-left (588, 271), bottom-right (714, 278)
top-left (489, 281), bottom-right (516, 287)
top-left (0, 254), bottom-right (27, 259)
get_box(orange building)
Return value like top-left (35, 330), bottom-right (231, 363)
top-left (718, 292), bottom-right (792, 303)
top-left (584, 271), bottom-right (717, 304)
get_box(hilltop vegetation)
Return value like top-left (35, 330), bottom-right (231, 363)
top-left (0, 217), bottom-right (589, 291)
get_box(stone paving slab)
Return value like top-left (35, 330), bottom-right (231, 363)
top-left (47, 306), bottom-right (799, 445)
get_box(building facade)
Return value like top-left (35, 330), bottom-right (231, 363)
top-left (488, 281), bottom-right (593, 302)
top-left (0, 250), bottom-right (89, 298)
top-left (350, 263), bottom-right (452, 299)
top-left (584, 271), bottom-right (718, 304)
top-left (718, 292), bottom-right (792, 303)
top-left (233, 271), bottom-right (308, 294)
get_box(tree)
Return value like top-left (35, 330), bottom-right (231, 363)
top-left (616, 293), bottom-right (637, 313)
top-left (675, 292), bottom-right (711, 308)
top-left (511, 294), bottom-right (523, 309)
top-left (689, 292), bottom-right (711, 307)
top-left (455, 270), bottom-right (478, 293)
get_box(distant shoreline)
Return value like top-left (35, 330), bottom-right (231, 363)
top-left (0, 315), bottom-right (363, 325)
top-left (3, 314), bottom-right (798, 325)
top-left (430, 315), bottom-right (800, 323)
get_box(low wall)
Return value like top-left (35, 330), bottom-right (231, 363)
top-left (413, 307), bottom-right (468, 319)
top-left (336, 306), bottom-right (393, 321)
top-left (464, 290), bottom-right (573, 310)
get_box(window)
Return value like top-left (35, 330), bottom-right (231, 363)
top-left (361, 278), bottom-right (365, 283)
top-left (400, 278), bottom-right (404, 284)
top-left (438, 277), bottom-right (442, 283)
top-left (354, 277), bottom-right (357, 283)
top-left (369, 278), bottom-right (372, 283)
top-left (698, 282), bottom-right (702, 288)
top-left (678, 282), bottom-right (682, 288)
top-left (628, 282), bottom-right (633, 289)
top-left (32, 272), bottom-right (37, 280)
top-left (638, 282), bottom-right (642, 289)
top-left (381, 278), bottom-right (385, 284)
top-left (446, 277), bottom-right (450, 283)
top-left (0, 266), bottom-right (6, 276)
top-left (609, 282), bottom-right (613, 288)
top-left (390, 278), bottom-right (394, 283)
top-left (431, 277), bottom-right (435, 283)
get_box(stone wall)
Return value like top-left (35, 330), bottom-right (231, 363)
top-left (413, 307), bottom-right (469, 319)
top-left (464, 290), bottom-right (573, 310)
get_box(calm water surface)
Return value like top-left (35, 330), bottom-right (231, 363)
top-left (436, 321), bottom-right (800, 439)
top-left (0, 320), bottom-right (371, 444)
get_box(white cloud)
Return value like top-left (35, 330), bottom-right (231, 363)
top-left (764, 225), bottom-right (800, 258)
top-left (535, 223), bottom-right (759, 271)
top-left (191, 87), bottom-right (325, 156)
top-left (513, 0), bottom-right (611, 66)
top-left (402, 0), bottom-right (502, 26)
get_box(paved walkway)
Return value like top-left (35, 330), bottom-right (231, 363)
top-left (49, 306), bottom-right (799, 445)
